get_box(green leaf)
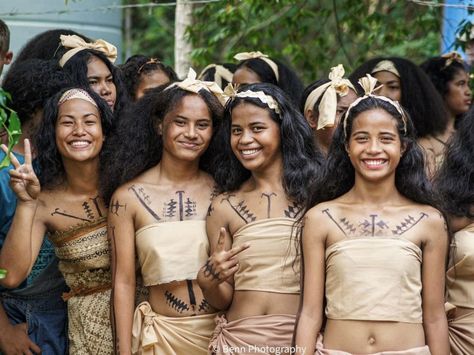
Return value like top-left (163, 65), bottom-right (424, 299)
top-left (0, 269), bottom-right (6, 279)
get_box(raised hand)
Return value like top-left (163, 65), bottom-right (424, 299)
top-left (198, 227), bottom-right (250, 289)
top-left (1, 139), bottom-right (40, 202)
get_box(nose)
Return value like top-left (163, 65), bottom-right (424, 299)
top-left (366, 138), bottom-right (382, 154)
top-left (239, 129), bottom-right (254, 144)
top-left (73, 122), bottom-right (86, 135)
top-left (184, 124), bottom-right (197, 139)
top-left (100, 81), bottom-right (112, 97)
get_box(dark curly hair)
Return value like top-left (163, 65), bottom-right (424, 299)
top-left (59, 49), bottom-right (128, 116)
top-left (2, 59), bottom-right (71, 124)
top-left (213, 83), bottom-right (322, 205)
top-left (35, 87), bottom-right (114, 190)
top-left (420, 56), bottom-right (468, 98)
top-left (434, 108), bottom-right (474, 218)
top-left (235, 57), bottom-right (304, 106)
top-left (100, 84), bottom-right (224, 203)
top-left (304, 96), bottom-right (437, 211)
top-left (349, 57), bottom-right (448, 138)
top-left (119, 54), bottom-right (178, 100)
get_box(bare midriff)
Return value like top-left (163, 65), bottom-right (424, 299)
top-left (323, 319), bottom-right (425, 353)
top-left (225, 290), bottom-right (299, 321)
top-left (148, 280), bottom-right (217, 317)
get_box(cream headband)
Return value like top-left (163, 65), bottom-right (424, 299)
top-left (304, 64), bottom-right (356, 130)
top-left (342, 74), bottom-right (407, 139)
top-left (224, 83), bottom-right (281, 117)
top-left (234, 51), bottom-right (279, 82)
top-left (371, 60), bottom-right (400, 78)
top-left (166, 68), bottom-right (227, 106)
top-left (441, 51), bottom-right (464, 68)
top-left (58, 88), bottom-right (98, 107)
top-left (198, 64), bottom-right (234, 89)
top-left (59, 35), bottom-right (118, 67)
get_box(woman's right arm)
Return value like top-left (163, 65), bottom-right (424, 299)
top-left (294, 208), bottom-right (327, 355)
top-left (109, 187), bottom-right (136, 355)
top-left (0, 140), bottom-right (46, 288)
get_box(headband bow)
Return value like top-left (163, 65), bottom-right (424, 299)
top-left (166, 68), bottom-right (227, 106)
top-left (198, 64), bottom-right (234, 89)
top-left (234, 51), bottom-right (279, 82)
top-left (441, 51), bottom-right (464, 68)
top-left (224, 83), bottom-right (281, 117)
top-left (304, 64), bottom-right (356, 130)
top-left (59, 34), bottom-right (118, 67)
top-left (343, 74), bottom-right (407, 138)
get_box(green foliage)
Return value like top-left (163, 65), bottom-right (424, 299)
top-left (187, 0), bottom-right (442, 84)
top-left (0, 88), bottom-right (21, 169)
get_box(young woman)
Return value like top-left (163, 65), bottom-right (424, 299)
top-left (120, 54), bottom-right (178, 101)
top-left (0, 88), bottom-right (115, 354)
top-left (301, 64), bottom-right (358, 155)
top-left (107, 70), bottom-right (225, 354)
top-left (232, 51), bottom-right (304, 105)
top-left (435, 111), bottom-right (474, 355)
top-left (420, 52), bottom-right (472, 174)
top-left (295, 75), bottom-right (449, 355)
top-left (58, 34), bottom-right (128, 115)
top-left (197, 83), bottom-right (321, 354)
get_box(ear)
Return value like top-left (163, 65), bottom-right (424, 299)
top-left (156, 122), bottom-right (163, 136)
top-left (4, 51), bottom-right (12, 65)
top-left (304, 109), bottom-right (318, 130)
top-left (400, 141), bottom-right (407, 157)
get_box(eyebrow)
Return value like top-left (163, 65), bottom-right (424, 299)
top-left (176, 115), bottom-right (211, 121)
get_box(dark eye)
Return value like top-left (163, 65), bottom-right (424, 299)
top-left (380, 136), bottom-right (394, 143)
top-left (355, 136), bottom-right (368, 142)
top-left (231, 127), bottom-right (242, 135)
top-left (252, 126), bottom-right (264, 132)
top-left (174, 119), bottom-right (185, 126)
top-left (88, 80), bottom-right (98, 86)
top-left (197, 122), bottom-right (210, 129)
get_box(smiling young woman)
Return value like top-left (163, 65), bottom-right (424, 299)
top-left (294, 76), bottom-right (449, 355)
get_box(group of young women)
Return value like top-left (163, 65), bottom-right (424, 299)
top-left (0, 29), bottom-right (472, 355)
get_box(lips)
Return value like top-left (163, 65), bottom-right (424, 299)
top-left (69, 140), bottom-right (91, 149)
top-left (240, 148), bottom-right (262, 157)
top-left (178, 141), bottom-right (200, 150)
top-left (362, 159), bottom-right (387, 169)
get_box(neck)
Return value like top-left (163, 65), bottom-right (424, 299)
top-left (62, 158), bottom-right (100, 195)
top-left (249, 159), bottom-right (284, 192)
top-left (157, 153), bottom-right (202, 184)
top-left (349, 174), bottom-right (402, 206)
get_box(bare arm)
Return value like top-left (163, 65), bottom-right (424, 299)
top-left (0, 140), bottom-right (46, 288)
top-left (110, 188), bottom-right (136, 355)
top-left (294, 208), bottom-right (327, 355)
top-left (422, 211), bottom-right (449, 355)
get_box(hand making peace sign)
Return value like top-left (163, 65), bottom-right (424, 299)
top-left (1, 139), bottom-right (40, 202)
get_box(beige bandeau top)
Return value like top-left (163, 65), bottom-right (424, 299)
top-left (325, 237), bottom-right (423, 323)
top-left (233, 217), bottom-right (300, 294)
top-left (446, 223), bottom-right (474, 308)
top-left (135, 220), bottom-right (209, 286)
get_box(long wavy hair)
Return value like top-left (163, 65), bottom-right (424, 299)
top-left (305, 96), bottom-right (437, 211)
top-left (434, 108), bottom-right (474, 218)
top-left (349, 57), bottom-right (448, 138)
top-left (100, 84), bottom-right (224, 203)
top-left (213, 82), bottom-right (322, 206)
top-left (35, 87), bottom-right (114, 190)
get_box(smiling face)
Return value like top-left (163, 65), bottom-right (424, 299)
top-left (347, 108), bottom-right (404, 183)
top-left (159, 94), bottom-right (213, 163)
top-left (230, 102), bottom-right (282, 173)
top-left (373, 71), bottom-right (402, 102)
top-left (135, 69), bottom-right (171, 100)
top-left (87, 56), bottom-right (117, 111)
top-left (444, 69), bottom-right (472, 116)
top-left (55, 98), bottom-right (103, 164)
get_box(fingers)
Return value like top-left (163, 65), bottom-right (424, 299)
top-left (9, 169), bottom-right (37, 182)
top-left (29, 340), bottom-right (41, 354)
top-left (226, 242), bottom-right (250, 258)
top-left (24, 139), bottom-right (32, 166)
top-left (1, 144), bottom-right (21, 169)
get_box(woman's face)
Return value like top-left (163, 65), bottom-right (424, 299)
top-left (444, 69), bottom-right (472, 116)
top-left (232, 67), bottom-right (262, 87)
top-left (135, 69), bottom-right (171, 100)
top-left (159, 94), bottom-right (213, 163)
top-left (347, 108), bottom-right (404, 183)
top-left (373, 71), bottom-right (402, 102)
top-left (87, 56), bottom-right (117, 111)
top-left (230, 102), bottom-right (282, 173)
top-left (55, 98), bottom-right (103, 164)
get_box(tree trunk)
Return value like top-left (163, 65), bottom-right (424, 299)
top-left (174, 0), bottom-right (193, 78)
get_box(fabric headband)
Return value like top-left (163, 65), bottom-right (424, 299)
top-left (342, 74), bottom-right (407, 139)
top-left (137, 58), bottom-right (161, 74)
top-left (234, 51), bottom-right (279, 82)
top-left (166, 68), bottom-right (227, 106)
top-left (59, 34), bottom-right (118, 67)
top-left (441, 51), bottom-right (464, 68)
top-left (371, 60), bottom-right (400, 78)
top-left (303, 64), bottom-right (356, 130)
top-left (224, 83), bottom-right (281, 117)
top-left (198, 64), bottom-right (234, 89)
top-left (58, 88), bottom-right (98, 107)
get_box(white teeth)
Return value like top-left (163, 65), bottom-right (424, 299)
top-left (365, 160), bottom-right (385, 166)
top-left (70, 141), bottom-right (90, 147)
top-left (241, 149), bottom-right (260, 155)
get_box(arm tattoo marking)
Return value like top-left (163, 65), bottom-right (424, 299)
top-left (392, 212), bottom-right (428, 235)
top-left (110, 200), bottom-right (127, 216)
top-left (222, 195), bottom-right (256, 223)
top-left (198, 299), bottom-right (210, 313)
top-left (207, 204), bottom-right (214, 217)
top-left (164, 290), bottom-right (189, 313)
top-left (261, 192), bottom-right (276, 218)
top-left (129, 185), bottom-right (161, 221)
